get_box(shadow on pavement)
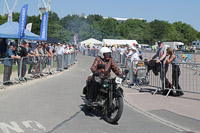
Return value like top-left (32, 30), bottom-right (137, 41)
top-left (79, 104), bottom-right (119, 125)
top-left (80, 104), bottom-right (102, 118)
top-left (47, 110), bottom-right (81, 133)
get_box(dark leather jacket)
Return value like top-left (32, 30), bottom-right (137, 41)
top-left (90, 57), bottom-right (122, 78)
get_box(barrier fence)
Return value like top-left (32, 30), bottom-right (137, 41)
top-left (80, 49), bottom-right (200, 96)
top-left (112, 51), bottom-right (200, 96)
top-left (165, 62), bottom-right (200, 96)
top-left (0, 51), bottom-right (78, 89)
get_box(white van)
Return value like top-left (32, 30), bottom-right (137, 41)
top-left (163, 42), bottom-right (184, 50)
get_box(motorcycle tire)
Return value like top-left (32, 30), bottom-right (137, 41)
top-left (105, 97), bottom-right (123, 124)
top-left (86, 105), bottom-right (92, 111)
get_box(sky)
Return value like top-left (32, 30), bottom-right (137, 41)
top-left (0, 0), bottom-right (200, 31)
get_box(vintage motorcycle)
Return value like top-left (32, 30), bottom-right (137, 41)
top-left (82, 69), bottom-right (129, 124)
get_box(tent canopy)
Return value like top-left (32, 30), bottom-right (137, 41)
top-left (0, 21), bottom-right (39, 40)
top-left (80, 38), bottom-right (102, 46)
top-left (102, 39), bottom-right (138, 46)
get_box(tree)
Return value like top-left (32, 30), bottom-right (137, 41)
top-left (86, 14), bottom-right (103, 25)
top-left (0, 14), bottom-right (8, 25)
top-left (163, 24), bottom-right (184, 42)
top-left (27, 15), bottom-right (41, 35)
top-left (149, 20), bottom-right (171, 42)
top-left (100, 18), bottom-right (120, 39)
top-left (173, 22), bottom-right (198, 45)
top-left (198, 32), bottom-right (200, 40)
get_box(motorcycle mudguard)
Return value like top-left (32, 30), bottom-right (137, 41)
top-left (114, 87), bottom-right (124, 97)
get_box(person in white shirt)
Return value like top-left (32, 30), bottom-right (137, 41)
top-left (130, 46), bottom-right (140, 86)
top-left (55, 43), bottom-right (65, 71)
top-left (63, 45), bottom-right (70, 69)
top-left (120, 45), bottom-right (126, 65)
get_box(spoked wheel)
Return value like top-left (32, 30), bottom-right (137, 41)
top-left (105, 97), bottom-right (123, 124)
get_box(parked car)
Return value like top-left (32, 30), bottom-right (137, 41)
top-left (140, 44), bottom-right (151, 51)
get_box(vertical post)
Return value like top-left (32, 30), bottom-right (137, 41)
top-left (129, 60), bottom-right (133, 84)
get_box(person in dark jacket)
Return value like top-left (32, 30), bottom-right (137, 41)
top-left (86, 47), bottom-right (122, 103)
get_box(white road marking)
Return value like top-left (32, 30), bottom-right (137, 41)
top-left (0, 122), bottom-right (24, 133)
top-left (0, 121), bottom-right (46, 133)
top-left (22, 121), bottom-right (46, 131)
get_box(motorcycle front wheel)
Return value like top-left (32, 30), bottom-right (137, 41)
top-left (105, 96), bottom-right (123, 124)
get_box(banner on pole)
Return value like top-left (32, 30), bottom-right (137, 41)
top-left (18, 4), bottom-right (28, 39)
top-left (40, 12), bottom-right (49, 41)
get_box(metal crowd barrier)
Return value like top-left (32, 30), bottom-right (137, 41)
top-left (0, 52), bottom-right (78, 89)
top-left (112, 51), bottom-right (200, 96)
top-left (62, 51), bottom-right (78, 69)
top-left (122, 58), bottom-right (162, 93)
top-left (164, 62), bottom-right (200, 96)
top-left (0, 58), bottom-right (18, 88)
top-left (80, 48), bottom-right (99, 57)
top-left (17, 56), bottom-right (54, 81)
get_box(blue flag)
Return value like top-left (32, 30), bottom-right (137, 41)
top-left (18, 4), bottom-right (28, 39)
top-left (40, 12), bottom-right (49, 41)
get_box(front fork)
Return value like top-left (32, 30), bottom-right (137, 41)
top-left (108, 84), bottom-right (113, 109)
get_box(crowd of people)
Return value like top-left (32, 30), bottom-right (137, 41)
top-left (2, 40), bottom-right (78, 86)
top-left (1, 39), bottom-right (184, 96)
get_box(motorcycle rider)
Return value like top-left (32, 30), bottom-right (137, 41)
top-left (85, 47), bottom-right (122, 104)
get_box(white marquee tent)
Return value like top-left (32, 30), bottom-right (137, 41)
top-left (79, 38), bottom-right (102, 46)
top-left (102, 39), bottom-right (138, 46)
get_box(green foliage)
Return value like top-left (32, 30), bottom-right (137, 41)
top-left (0, 12), bottom-right (199, 45)
top-left (173, 22), bottom-right (198, 44)
top-left (198, 32), bottom-right (200, 40)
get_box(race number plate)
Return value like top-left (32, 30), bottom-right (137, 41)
top-left (115, 77), bottom-right (123, 84)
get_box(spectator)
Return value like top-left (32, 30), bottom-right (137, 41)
top-left (130, 47), bottom-right (140, 86)
top-left (136, 44), bottom-right (143, 60)
top-left (3, 42), bottom-right (21, 85)
top-left (166, 47), bottom-right (184, 96)
top-left (120, 45), bottom-right (126, 65)
top-left (148, 41), bottom-right (172, 93)
top-left (82, 44), bottom-right (86, 55)
top-left (32, 43), bottom-right (43, 75)
top-left (92, 45), bottom-right (94, 57)
top-left (64, 45), bottom-right (70, 68)
top-left (87, 45), bottom-right (90, 56)
top-left (193, 45), bottom-right (196, 53)
top-left (44, 43), bottom-right (53, 73)
top-left (55, 42), bottom-right (65, 71)
top-left (17, 41), bottom-right (29, 81)
top-left (127, 47), bottom-right (133, 79)
top-left (25, 43), bottom-right (35, 74)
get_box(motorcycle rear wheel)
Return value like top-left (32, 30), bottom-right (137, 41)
top-left (105, 97), bottom-right (123, 124)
